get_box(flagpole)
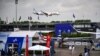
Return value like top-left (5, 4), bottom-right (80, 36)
top-left (25, 35), bottom-right (29, 56)
top-left (28, 16), bottom-right (32, 31)
top-left (28, 16), bottom-right (31, 31)
top-left (29, 19), bottom-right (30, 31)
top-left (16, 3), bottom-right (17, 27)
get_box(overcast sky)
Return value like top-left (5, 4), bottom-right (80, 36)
top-left (0, 0), bottom-right (100, 23)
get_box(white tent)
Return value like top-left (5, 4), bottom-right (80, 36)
top-left (28, 45), bottom-right (50, 56)
top-left (28, 45), bottom-right (50, 50)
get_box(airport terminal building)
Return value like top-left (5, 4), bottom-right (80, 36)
top-left (0, 22), bottom-right (100, 32)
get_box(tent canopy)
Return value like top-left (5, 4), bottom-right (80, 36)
top-left (28, 45), bottom-right (50, 51)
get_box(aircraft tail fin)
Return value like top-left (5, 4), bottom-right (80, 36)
top-left (33, 8), bottom-right (37, 13)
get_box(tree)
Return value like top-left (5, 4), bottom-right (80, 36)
top-left (0, 17), bottom-right (6, 24)
top-left (75, 20), bottom-right (91, 23)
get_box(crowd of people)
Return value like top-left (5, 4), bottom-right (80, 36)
top-left (73, 46), bottom-right (90, 56)
top-left (0, 49), bottom-right (18, 56)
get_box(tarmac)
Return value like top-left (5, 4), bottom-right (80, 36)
top-left (54, 46), bottom-right (100, 56)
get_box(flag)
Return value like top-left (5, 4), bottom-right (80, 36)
top-left (28, 16), bottom-right (32, 20)
top-left (38, 32), bottom-right (43, 40)
top-left (19, 16), bottom-right (21, 21)
top-left (30, 16), bottom-right (32, 20)
top-left (15, 0), bottom-right (18, 4)
top-left (73, 13), bottom-right (75, 18)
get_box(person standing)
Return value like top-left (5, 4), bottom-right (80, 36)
top-left (84, 52), bottom-right (88, 56)
top-left (58, 38), bottom-right (62, 48)
top-left (87, 48), bottom-right (90, 56)
top-left (1, 49), bottom-right (5, 56)
top-left (84, 46), bottom-right (89, 56)
top-left (72, 45), bottom-right (75, 56)
top-left (84, 46), bottom-right (88, 53)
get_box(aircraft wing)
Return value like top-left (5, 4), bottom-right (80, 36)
top-left (41, 11), bottom-right (60, 17)
top-left (41, 11), bottom-right (49, 16)
top-left (33, 8), bottom-right (44, 15)
top-left (71, 26), bottom-right (100, 35)
top-left (77, 31), bottom-right (100, 35)
top-left (52, 12), bottom-right (60, 15)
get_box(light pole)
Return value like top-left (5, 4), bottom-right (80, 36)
top-left (15, 0), bottom-right (18, 28)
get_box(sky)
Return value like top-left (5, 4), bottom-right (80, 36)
top-left (0, 0), bottom-right (100, 23)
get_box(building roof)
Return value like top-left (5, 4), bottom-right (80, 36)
top-left (8, 31), bottom-right (37, 37)
top-left (8, 30), bottom-right (52, 37)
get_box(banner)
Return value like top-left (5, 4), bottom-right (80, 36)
top-left (55, 23), bottom-right (74, 37)
top-left (46, 35), bottom-right (51, 48)
top-left (5, 37), bottom-right (24, 55)
top-left (46, 34), bottom-right (51, 56)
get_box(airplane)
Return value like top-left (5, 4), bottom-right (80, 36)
top-left (33, 8), bottom-right (44, 15)
top-left (33, 8), bottom-right (60, 19)
top-left (33, 9), bottom-right (44, 20)
top-left (41, 11), bottom-right (60, 17)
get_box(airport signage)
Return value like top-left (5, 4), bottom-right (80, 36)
top-left (75, 42), bottom-right (81, 45)
top-left (66, 42), bottom-right (74, 45)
